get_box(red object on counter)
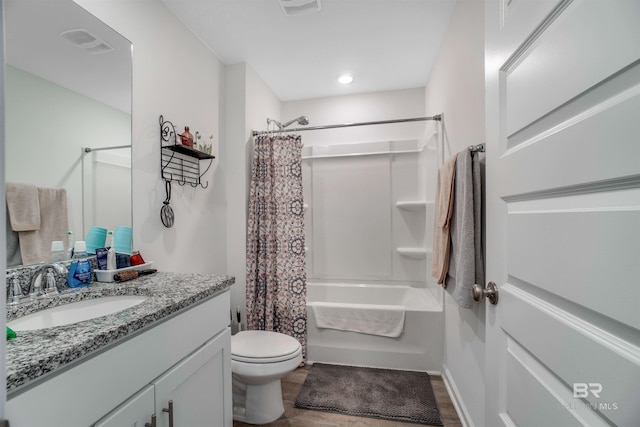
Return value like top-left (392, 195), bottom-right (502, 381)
top-left (130, 251), bottom-right (145, 266)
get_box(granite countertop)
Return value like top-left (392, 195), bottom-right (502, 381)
top-left (5, 271), bottom-right (234, 395)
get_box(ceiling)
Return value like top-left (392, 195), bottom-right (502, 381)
top-left (4, 0), bottom-right (132, 113)
top-left (4, 0), bottom-right (456, 111)
top-left (161, 0), bottom-right (457, 101)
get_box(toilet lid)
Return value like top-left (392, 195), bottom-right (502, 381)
top-left (231, 330), bottom-right (302, 363)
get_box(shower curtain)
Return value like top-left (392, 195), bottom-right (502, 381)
top-left (246, 134), bottom-right (307, 358)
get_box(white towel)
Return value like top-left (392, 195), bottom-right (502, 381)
top-left (18, 187), bottom-right (69, 265)
top-left (6, 182), bottom-right (41, 231)
top-left (311, 302), bottom-right (405, 338)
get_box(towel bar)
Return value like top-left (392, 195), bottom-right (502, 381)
top-left (468, 143), bottom-right (485, 153)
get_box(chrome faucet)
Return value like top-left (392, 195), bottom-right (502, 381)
top-left (29, 263), bottom-right (67, 299)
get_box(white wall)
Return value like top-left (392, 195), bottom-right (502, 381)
top-left (424, 1), bottom-right (486, 426)
top-left (74, 0), bottom-right (227, 274)
top-left (225, 63), bottom-right (282, 329)
top-left (283, 88), bottom-right (429, 147)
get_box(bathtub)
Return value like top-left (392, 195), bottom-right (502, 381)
top-left (306, 282), bottom-right (443, 373)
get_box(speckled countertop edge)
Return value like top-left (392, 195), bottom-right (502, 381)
top-left (6, 271), bottom-right (234, 395)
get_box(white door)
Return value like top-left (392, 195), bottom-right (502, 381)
top-left (154, 330), bottom-right (233, 427)
top-left (484, 0), bottom-right (640, 426)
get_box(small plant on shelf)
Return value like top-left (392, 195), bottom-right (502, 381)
top-left (195, 133), bottom-right (213, 155)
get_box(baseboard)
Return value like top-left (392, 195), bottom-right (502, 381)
top-left (441, 364), bottom-right (473, 427)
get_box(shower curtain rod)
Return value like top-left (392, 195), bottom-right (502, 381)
top-left (83, 144), bottom-right (131, 153)
top-left (251, 114), bottom-right (442, 136)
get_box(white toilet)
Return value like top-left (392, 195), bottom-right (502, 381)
top-left (231, 330), bottom-right (302, 424)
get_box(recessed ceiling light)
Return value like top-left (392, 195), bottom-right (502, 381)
top-left (338, 74), bottom-right (354, 85)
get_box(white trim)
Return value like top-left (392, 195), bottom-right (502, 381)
top-left (442, 364), bottom-right (472, 427)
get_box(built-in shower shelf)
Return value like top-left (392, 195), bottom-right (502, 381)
top-left (396, 248), bottom-right (430, 259)
top-left (395, 201), bottom-right (434, 211)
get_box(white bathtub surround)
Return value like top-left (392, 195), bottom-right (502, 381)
top-left (303, 144), bottom-right (435, 286)
top-left (306, 282), bottom-right (443, 373)
top-left (311, 302), bottom-right (405, 338)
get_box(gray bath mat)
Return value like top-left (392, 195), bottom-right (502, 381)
top-left (294, 363), bottom-right (443, 425)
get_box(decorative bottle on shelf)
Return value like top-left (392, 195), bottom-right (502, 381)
top-left (180, 126), bottom-right (194, 147)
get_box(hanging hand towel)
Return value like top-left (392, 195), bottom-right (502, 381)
top-left (311, 302), bottom-right (406, 338)
top-left (445, 150), bottom-right (484, 308)
top-left (432, 154), bottom-right (457, 284)
top-left (6, 182), bottom-right (41, 231)
top-left (18, 187), bottom-right (69, 265)
top-left (6, 205), bottom-right (23, 267)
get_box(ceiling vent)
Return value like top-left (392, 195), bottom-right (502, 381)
top-left (60, 29), bottom-right (114, 54)
top-left (279, 0), bottom-right (321, 16)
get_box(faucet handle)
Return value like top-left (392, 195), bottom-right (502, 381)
top-left (8, 274), bottom-right (23, 305)
top-left (43, 271), bottom-right (60, 296)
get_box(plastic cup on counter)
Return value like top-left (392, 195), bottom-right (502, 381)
top-left (85, 226), bottom-right (108, 254)
top-left (113, 226), bottom-right (133, 255)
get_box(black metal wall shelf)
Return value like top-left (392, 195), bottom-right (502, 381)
top-left (160, 115), bottom-right (214, 188)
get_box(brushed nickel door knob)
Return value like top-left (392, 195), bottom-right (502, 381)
top-left (472, 282), bottom-right (499, 305)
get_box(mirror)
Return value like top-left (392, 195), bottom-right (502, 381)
top-left (4, 0), bottom-right (132, 267)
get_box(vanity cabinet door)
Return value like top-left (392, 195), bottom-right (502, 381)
top-left (153, 328), bottom-right (232, 427)
top-left (94, 385), bottom-right (155, 427)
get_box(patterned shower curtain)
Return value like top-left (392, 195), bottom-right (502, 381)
top-left (246, 134), bottom-right (307, 358)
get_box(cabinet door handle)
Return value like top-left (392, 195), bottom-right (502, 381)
top-left (144, 413), bottom-right (157, 427)
top-left (162, 400), bottom-right (174, 427)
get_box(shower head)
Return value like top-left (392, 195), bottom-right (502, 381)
top-left (281, 116), bottom-right (309, 128)
top-left (266, 116), bottom-right (310, 130)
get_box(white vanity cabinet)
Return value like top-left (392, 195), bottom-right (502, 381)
top-left (6, 289), bottom-right (232, 427)
top-left (94, 385), bottom-right (155, 427)
top-left (95, 329), bottom-right (231, 427)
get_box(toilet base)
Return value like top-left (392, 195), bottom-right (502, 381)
top-left (232, 377), bottom-right (285, 425)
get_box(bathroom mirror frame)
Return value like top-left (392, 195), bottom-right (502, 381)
top-left (4, 0), bottom-right (133, 267)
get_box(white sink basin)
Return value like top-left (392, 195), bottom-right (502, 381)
top-left (7, 296), bottom-right (149, 331)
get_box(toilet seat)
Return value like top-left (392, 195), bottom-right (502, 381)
top-left (232, 330), bottom-right (302, 364)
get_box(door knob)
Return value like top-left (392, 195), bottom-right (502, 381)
top-left (472, 282), bottom-right (499, 305)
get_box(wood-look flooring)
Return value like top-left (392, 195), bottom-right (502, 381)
top-left (233, 365), bottom-right (462, 427)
